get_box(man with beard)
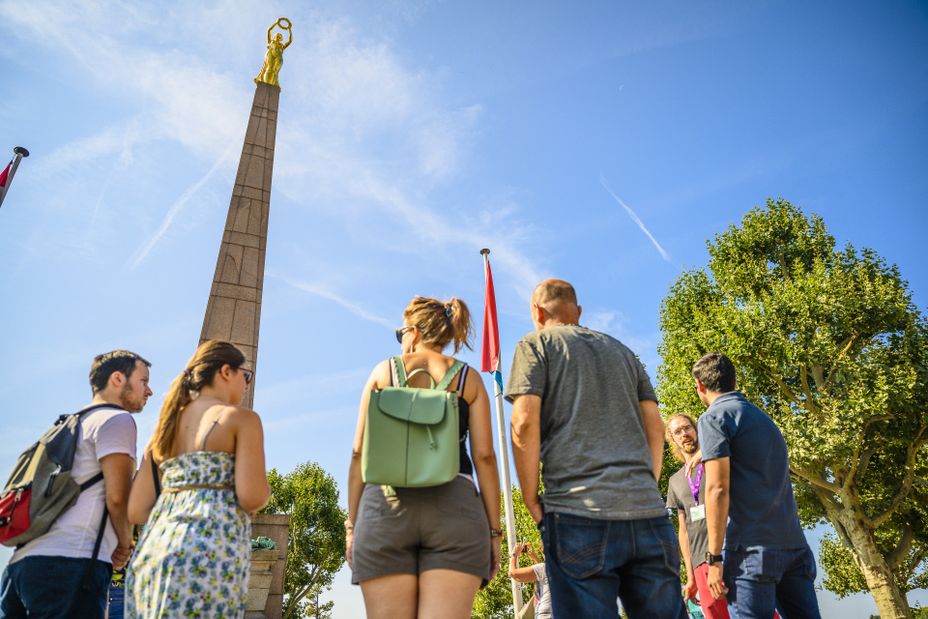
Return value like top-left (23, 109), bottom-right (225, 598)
top-left (665, 414), bottom-right (730, 619)
top-left (0, 350), bottom-right (152, 619)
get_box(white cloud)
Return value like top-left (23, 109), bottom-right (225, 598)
top-left (600, 174), bottom-right (674, 265)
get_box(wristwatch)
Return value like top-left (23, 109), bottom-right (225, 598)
top-left (705, 552), bottom-right (724, 566)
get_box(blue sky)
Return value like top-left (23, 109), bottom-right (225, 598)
top-left (1, 1), bottom-right (926, 616)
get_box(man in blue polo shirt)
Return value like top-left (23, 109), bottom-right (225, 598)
top-left (694, 352), bottom-right (821, 619)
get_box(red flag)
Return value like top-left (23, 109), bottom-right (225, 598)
top-left (0, 159), bottom-right (11, 189)
top-left (481, 258), bottom-right (501, 373)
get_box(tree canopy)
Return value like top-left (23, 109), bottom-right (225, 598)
top-left (261, 461), bottom-right (347, 619)
top-left (657, 199), bottom-right (928, 618)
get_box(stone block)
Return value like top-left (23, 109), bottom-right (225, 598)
top-left (232, 300), bottom-right (256, 343)
top-left (219, 245), bottom-right (244, 284)
top-left (201, 296), bottom-right (235, 341)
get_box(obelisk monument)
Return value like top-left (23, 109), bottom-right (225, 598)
top-left (200, 18), bottom-right (292, 408)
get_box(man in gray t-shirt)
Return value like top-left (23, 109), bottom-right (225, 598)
top-left (507, 278), bottom-right (686, 619)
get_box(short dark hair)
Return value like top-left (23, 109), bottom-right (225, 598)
top-left (692, 352), bottom-right (736, 393)
top-left (89, 350), bottom-right (151, 394)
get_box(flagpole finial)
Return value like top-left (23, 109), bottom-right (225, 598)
top-left (13, 147), bottom-right (29, 157)
top-left (480, 248), bottom-right (490, 256)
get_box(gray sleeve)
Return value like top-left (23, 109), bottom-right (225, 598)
top-left (505, 338), bottom-right (546, 403)
top-left (635, 357), bottom-right (658, 403)
top-left (666, 477), bottom-right (683, 510)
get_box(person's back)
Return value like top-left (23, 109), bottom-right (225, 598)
top-left (509, 325), bottom-right (665, 518)
top-left (125, 340), bottom-right (269, 619)
top-left (699, 392), bottom-right (805, 549)
top-left (694, 352), bottom-right (820, 619)
top-left (0, 350), bottom-right (152, 619)
top-left (508, 279), bottom-right (686, 619)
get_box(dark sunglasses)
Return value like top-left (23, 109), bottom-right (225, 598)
top-left (241, 368), bottom-right (254, 385)
top-left (395, 326), bottom-right (414, 344)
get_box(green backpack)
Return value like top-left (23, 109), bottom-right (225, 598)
top-left (362, 357), bottom-right (465, 488)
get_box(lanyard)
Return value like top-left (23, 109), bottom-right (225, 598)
top-left (687, 463), bottom-right (703, 504)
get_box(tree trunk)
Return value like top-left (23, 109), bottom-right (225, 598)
top-left (821, 498), bottom-right (912, 619)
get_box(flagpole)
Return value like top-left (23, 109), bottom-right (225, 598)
top-left (0, 146), bottom-right (30, 209)
top-left (480, 248), bottom-right (523, 617)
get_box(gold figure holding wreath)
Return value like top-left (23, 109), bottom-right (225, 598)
top-left (255, 18), bottom-right (292, 88)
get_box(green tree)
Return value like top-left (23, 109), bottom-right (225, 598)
top-left (657, 199), bottom-right (928, 619)
top-left (473, 486), bottom-right (542, 619)
top-left (261, 462), bottom-right (347, 619)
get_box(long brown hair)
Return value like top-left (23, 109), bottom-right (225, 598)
top-left (150, 340), bottom-right (246, 462)
top-left (403, 296), bottom-right (473, 354)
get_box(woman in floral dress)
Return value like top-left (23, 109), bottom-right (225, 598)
top-left (125, 340), bottom-right (270, 618)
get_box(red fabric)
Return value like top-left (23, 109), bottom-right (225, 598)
top-left (480, 259), bottom-right (500, 373)
top-left (0, 159), bottom-right (11, 189)
top-left (0, 487), bottom-right (32, 544)
top-left (693, 562), bottom-right (731, 619)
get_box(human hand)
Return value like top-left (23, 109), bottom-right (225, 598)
top-left (684, 576), bottom-right (698, 600)
top-left (111, 545), bottom-right (132, 571)
top-left (489, 536), bottom-right (502, 581)
top-left (707, 563), bottom-right (728, 600)
top-left (345, 530), bottom-right (354, 569)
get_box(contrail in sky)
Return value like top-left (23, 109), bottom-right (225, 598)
top-left (130, 143), bottom-right (233, 269)
top-left (600, 174), bottom-right (673, 264)
top-left (272, 274), bottom-right (394, 329)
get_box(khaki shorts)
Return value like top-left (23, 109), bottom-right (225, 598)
top-left (351, 476), bottom-right (491, 584)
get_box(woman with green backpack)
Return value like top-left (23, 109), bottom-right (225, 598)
top-left (346, 296), bottom-right (502, 618)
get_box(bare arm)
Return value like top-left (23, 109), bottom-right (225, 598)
top-left (704, 456), bottom-right (731, 600)
top-left (678, 510), bottom-right (697, 600)
top-left (100, 453), bottom-right (133, 553)
top-left (266, 23), bottom-right (274, 43)
top-left (127, 450), bottom-right (158, 525)
top-left (346, 363), bottom-right (388, 566)
top-left (639, 399), bottom-right (664, 481)
top-left (466, 367), bottom-right (502, 579)
top-left (233, 408), bottom-right (270, 513)
top-left (511, 394), bottom-right (543, 523)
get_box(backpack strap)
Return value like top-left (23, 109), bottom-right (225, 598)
top-left (391, 357), bottom-right (407, 387)
top-left (80, 505), bottom-right (109, 592)
top-left (434, 361), bottom-right (465, 392)
top-left (78, 472), bottom-right (104, 491)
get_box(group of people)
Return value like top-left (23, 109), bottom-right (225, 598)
top-left (0, 342), bottom-right (270, 618)
top-left (0, 277), bottom-right (823, 619)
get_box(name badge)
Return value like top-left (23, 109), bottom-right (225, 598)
top-left (690, 504), bottom-right (706, 522)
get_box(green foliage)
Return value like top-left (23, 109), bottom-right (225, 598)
top-left (261, 461), bottom-right (347, 619)
top-left (472, 486), bottom-right (542, 619)
top-left (657, 199), bottom-right (928, 615)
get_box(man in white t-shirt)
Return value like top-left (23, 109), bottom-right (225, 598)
top-left (0, 350), bottom-right (152, 619)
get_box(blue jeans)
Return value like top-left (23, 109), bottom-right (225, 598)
top-left (0, 556), bottom-right (112, 619)
top-left (541, 512), bottom-right (688, 619)
top-left (723, 546), bottom-right (821, 619)
top-left (107, 582), bottom-right (125, 619)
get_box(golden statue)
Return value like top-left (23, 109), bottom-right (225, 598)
top-left (255, 18), bottom-right (292, 88)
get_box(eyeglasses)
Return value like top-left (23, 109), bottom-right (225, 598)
top-left (240, 368), bottom-right (254, 385)
top-left (395, 326), bottom-right (414, 344)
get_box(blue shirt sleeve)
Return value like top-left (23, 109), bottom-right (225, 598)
top-left (697, 411), bottom-right (731, 461)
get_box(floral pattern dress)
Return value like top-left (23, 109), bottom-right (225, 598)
top-left (126, 451), bottom-right (251, 618)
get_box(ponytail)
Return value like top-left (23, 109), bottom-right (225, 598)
top-left (403, 296), bottom-right (474, 354)
top-left (445, 297), bottom-right (473, 354)
top-left (149, 340), bottom-right (246, 462)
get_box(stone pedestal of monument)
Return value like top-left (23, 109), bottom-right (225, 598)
top-left (246, 513), bottom-right (290, 619)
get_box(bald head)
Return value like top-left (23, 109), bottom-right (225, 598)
top-left (531, 278), bottom-right (581, 328)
